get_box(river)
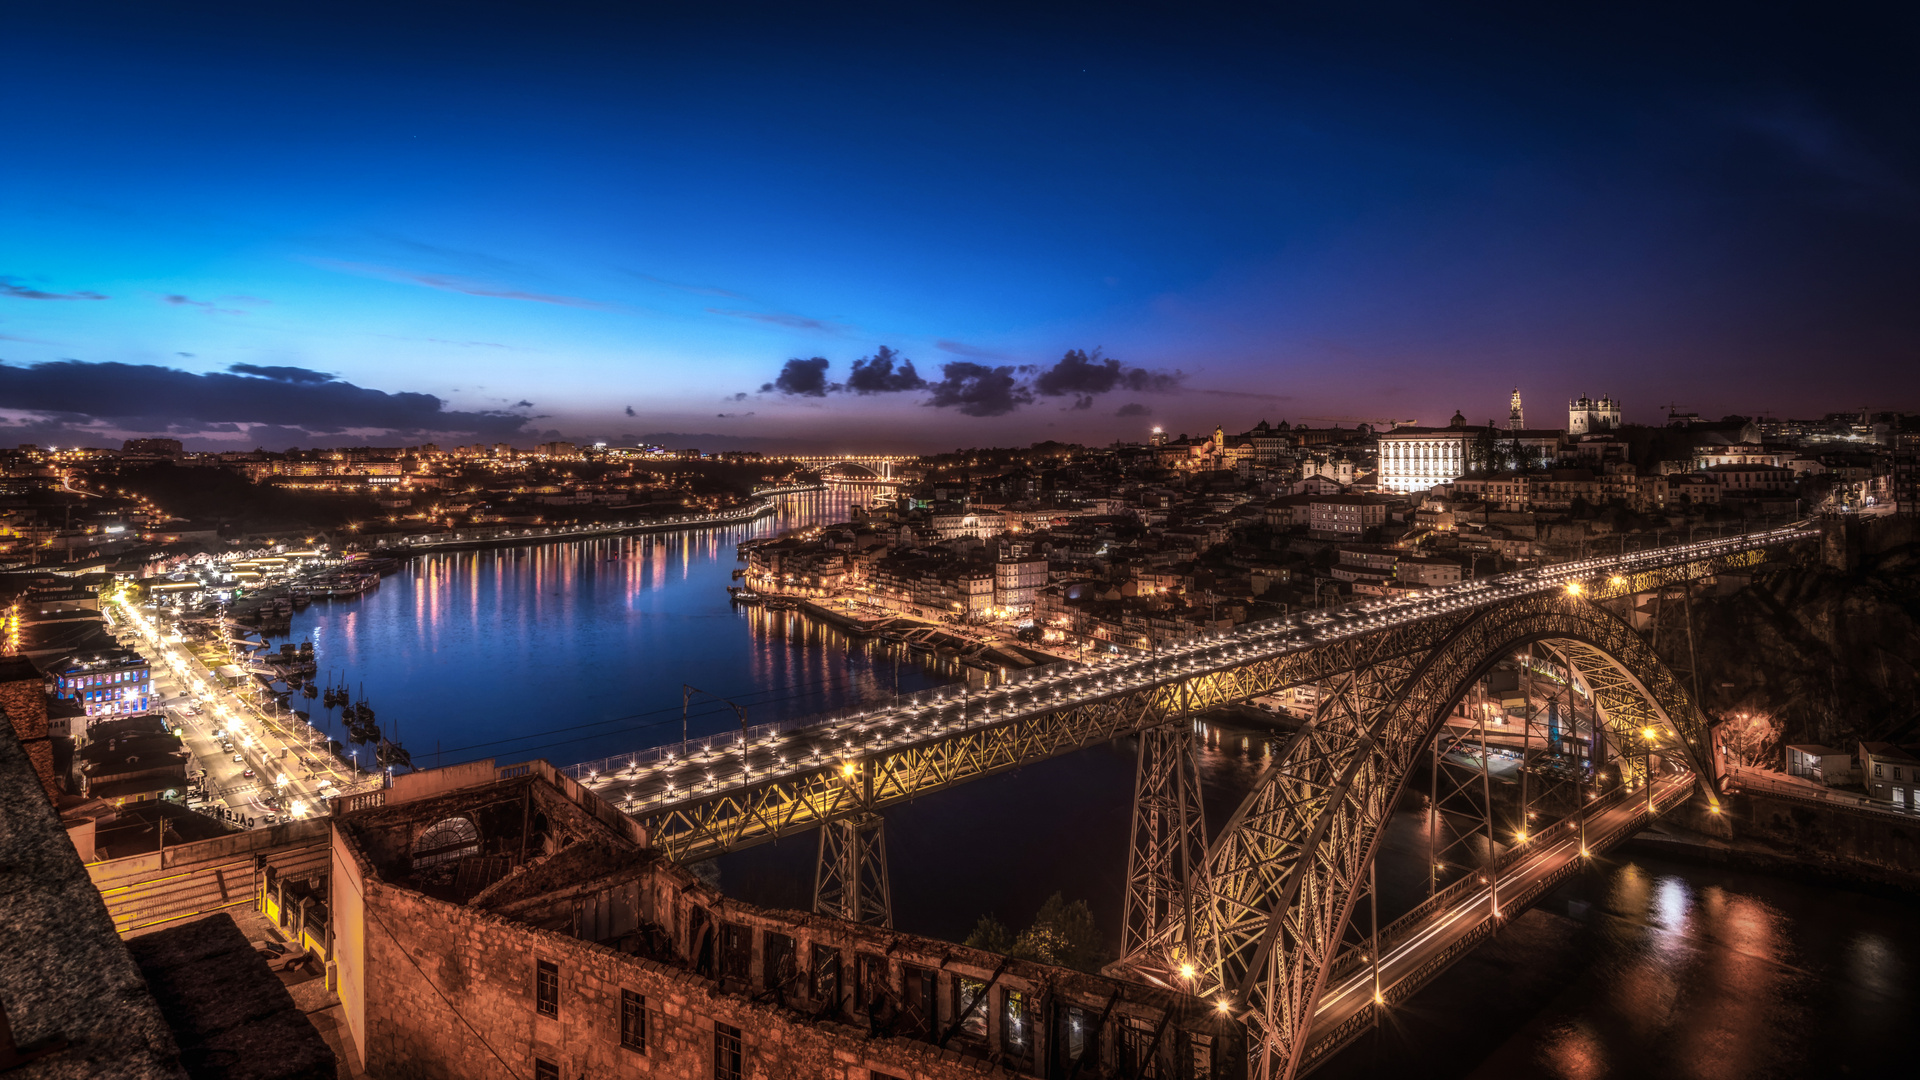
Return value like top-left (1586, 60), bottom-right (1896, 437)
top-left (289, 491), bottom-right (1918, 1077)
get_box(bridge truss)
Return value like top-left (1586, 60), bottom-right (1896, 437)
top-left (615, 536), bottom-right (1800, 1078)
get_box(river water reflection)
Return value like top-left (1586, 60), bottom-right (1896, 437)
top-left (290, 492), bottom-right (1916, 1077)
top-left (288, 490), bottom-right (955, 771)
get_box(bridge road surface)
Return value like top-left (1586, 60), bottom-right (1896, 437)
top-left (575, 525), bottom-right (1809, 829)
top-left (1304, 774), bottom-right (1694, 1056)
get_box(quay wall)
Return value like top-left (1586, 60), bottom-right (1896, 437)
top-left (1662, 789), bottom-right (1920, 891)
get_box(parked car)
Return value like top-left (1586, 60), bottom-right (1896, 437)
top-left (231, 753), bottom-right (244, 763)
top-left (251, 940), bottom-right (305, 972)
top-left (242, 768), bottom-right (255, 778)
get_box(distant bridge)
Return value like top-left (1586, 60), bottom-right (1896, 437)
top-left (569, 521), bottom-right (1817, 1079)
top-left (782, 455), bottom-right (912, 481)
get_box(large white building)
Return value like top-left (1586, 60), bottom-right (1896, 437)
top-left (1377, 412), bottom-right (1475, 494)
top-left (1568, 395), bottom-right (1622, 435)
top-left (1377, 406), bottom-right (1569, 494)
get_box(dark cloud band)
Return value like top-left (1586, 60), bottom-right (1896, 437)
top-left (750, 346), bottom-right (1182, 417)
top-left (0, 358), bottom-right (531, 439)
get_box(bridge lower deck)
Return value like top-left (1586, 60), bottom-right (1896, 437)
top-left (1298, 775), bottom-right (1694, 1072)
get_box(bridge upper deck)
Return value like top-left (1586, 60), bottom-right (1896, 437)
top-left (572, 522), bottom-right (1814, 859)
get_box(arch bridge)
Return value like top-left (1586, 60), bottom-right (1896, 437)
top-left (784, 454), bottom-right (911, 481)
top-left (569, 522), bottom-right (1816, 1079)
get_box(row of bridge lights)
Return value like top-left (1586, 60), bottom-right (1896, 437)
top-left (588, 529), bottom-right (1773, 817)
top-left (1176, 719), bottom-right (1712, 1020)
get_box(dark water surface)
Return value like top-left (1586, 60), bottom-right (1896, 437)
top-left (1315, 852), bottom-right (1919, 1080)
top-left (293, 495), bottom-right (1918, 1077)
top-left (290, 490), bottom-right (954, 771)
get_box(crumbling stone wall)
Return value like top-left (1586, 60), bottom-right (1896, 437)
top-left (337, 818), bottom-right (1241, 1079)
top-left (353, 870), bottom-right (1009, 1080)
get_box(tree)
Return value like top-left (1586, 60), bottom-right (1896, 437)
top-left (963, 914), bottom-right (1017, 954)
top-left (962, 893), bottom-right (1106, 972)
top-left (1467, 425), bottom-right (1495, 473)
top-left (1016, 893), bottom-right (1104, 972)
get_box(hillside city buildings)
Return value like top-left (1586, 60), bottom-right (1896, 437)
top-left (2, 393), bottom-right (1919, 1080)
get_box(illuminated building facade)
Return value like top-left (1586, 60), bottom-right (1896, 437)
top-left (1376, 411), bottom-right (1474, 494)
top-left (48, 647), bottom-right (152, 718)
top-left (1568, 394), bottom-right (1621, 435)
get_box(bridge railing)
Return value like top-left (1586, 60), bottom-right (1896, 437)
top-left (1321, 784), bottom-right (1627, 986)
top-left (1322, 776), bottom-right (1698, 987)
top-left (1727, 766), bottom-right (1920, 822)
top-left (1304, 777), bottom-right (1692, 1071)
top-left (561, 663), bottom-right (1104, 784)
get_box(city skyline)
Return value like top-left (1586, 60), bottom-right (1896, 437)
top-left (4, 2), bottom-right (1917, 451)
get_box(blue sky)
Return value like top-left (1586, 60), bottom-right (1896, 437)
top-left (3, 2), bottom-right (1916, 451)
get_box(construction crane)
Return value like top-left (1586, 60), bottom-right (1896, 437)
top-left (1300, 416), bottom-right (1417, 429)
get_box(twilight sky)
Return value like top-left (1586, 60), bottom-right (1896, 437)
top-left (3, 1), bottom-right (1917, 451)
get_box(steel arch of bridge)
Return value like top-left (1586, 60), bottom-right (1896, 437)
top-left (1149, 589), bottom-right (1715, 1080)
top-left (617, 541), bottom-right (1788, 863)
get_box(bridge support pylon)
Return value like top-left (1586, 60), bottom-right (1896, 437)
top-left (1120, 695), bottom-right (1209, 972)
top-left (813, 813), bottom-right (894, 927)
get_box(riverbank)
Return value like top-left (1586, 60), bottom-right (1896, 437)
top-left (366, 484), bottom-right (825, 556)
top-left (1626, 788), bottom-right (1920, 895)
top-left (774, 597), bottom-right (1048, 674)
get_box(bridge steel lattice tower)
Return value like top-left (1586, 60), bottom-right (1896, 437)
top-left (1120, 683), bottom-right (1209, 966)
top-left (813, 813), bottom-right (894, 927)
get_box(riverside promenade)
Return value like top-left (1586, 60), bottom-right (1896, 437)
top-left (380, 483), bottom-right (824, 554)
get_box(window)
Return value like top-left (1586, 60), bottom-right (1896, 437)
top-left (1185, 1031), bottom-right (1216, 1080)
top-left (1875, 764), bottom-right (1884, 778)
top-left (412, 815), bottom-right (481, 869)
top-left (714, 1021), bottom-right (744, 1080)
top-left (534, 1059), bottom-right (559, 1080)
top-left (1001, 988), bottom-right (1032, 1062)
top-left (620, 989), bottom-right (647, 1052)
top-left (811, 944), bottom-right (842, 1011)
top-left (952, 976), bottom-right (987, 1045)
top-left (1056, 1004), bottom-right (1095, 1073)
top-left (1120, 1016), bottom-right (1160, 1078)
top-left (900, 964), bottom-right (937, 1041)
top-left (719, 922), bottom-right (751, 982)
top-left (535, 960), bottom-right (559, 1018)
top-left (763, 933), bottom-right (797, 999)
top-left (855, 953), bottom-right (886, 1013)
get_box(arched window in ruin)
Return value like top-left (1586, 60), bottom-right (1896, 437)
top-left (411, 815), bottom-right (481, 869)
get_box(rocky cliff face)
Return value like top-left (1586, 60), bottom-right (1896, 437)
top-left (1670, 540), bottom-right (1920, 748)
